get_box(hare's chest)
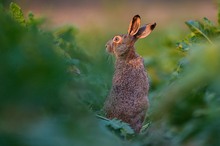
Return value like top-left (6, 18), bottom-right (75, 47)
top-left (113, 65), bottom-right (148, 90)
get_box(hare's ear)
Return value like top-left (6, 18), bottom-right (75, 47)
top-left (128, 15), bottom-right (141, 36)
top-left (135, 23), bottom-right (156, 39)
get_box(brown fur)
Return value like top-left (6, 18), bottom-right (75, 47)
top-left (103, 15), bottom-right (156, 133)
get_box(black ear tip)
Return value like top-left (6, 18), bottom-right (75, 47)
top-left (150, 23), bottom-right (156, 30)
top-left (134, 14), bottom-right (141, 19)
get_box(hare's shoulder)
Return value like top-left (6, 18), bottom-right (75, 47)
top-left (127, 56), bottom-right (144, 69)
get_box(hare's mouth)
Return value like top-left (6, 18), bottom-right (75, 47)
top-left (106, 44), bottom-right (114, 54)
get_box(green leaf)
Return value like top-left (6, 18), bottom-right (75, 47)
top-left (185, 20), bottom-right (213, 44)
top-left (26, 11), bottom-right (45, 28)
top-left (203, 17), bottom-right (215, 28)
top-left (107, 118), bottom-right (134, 135)
top-left (9, 2), bottom-right (26, 26)
top-left (177, 41), bottom-right (190, 52)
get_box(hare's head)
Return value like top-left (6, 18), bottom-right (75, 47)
top-left (106, 15), bottom-right (156, 58)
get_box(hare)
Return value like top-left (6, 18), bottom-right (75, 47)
top-left (103, 15), bottom-right (156, 133)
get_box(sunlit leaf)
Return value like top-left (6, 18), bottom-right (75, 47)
top-left (185, 20), bottom-right (213, 44)
top-left (9, 2), bottom-right (26, 26)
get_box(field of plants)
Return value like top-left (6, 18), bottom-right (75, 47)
top-left (1, 1), bottom-right (220, 146)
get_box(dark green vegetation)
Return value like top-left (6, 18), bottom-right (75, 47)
top-left (0, 2), bottom-right (220, 146)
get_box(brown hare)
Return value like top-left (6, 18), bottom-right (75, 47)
top-left (103, 15), bottom-right (156, 133)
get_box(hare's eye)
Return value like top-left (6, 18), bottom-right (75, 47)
top-left (113, 36), bottom-right (121, 43)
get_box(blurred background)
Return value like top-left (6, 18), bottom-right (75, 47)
top-left (7, 0), bottom-right (218, 29)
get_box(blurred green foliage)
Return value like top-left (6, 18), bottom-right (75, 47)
top-left (1, 2), bottom-right (220, 146)
top-left (153, 16), bottom-right (220, 146)
top-left (0, 3), bottom-right (121, 146)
